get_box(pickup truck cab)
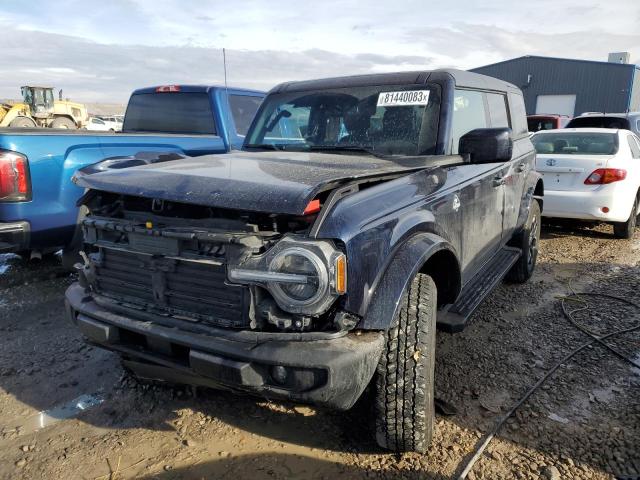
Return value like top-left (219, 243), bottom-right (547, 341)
top-left (65, 70), bottom-right (543, 453)
top-left (527, 114), bottom-right (571, 132)
top-left (0, 85), bottom-right (264, 258)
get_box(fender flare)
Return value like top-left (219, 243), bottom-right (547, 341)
top-left (515, 171), bottom-right (543, 230)
top-left (359, 232), bottom-right (460, 330)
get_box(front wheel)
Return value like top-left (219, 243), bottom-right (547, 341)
top-left (9, 116), bottom-right (36, 128)
top-left (373, 273), bottom-right (436, 453)
top-left (613, 197), bottom-right (638, 239)
top-left (506, 200), bottom-right (541, 283)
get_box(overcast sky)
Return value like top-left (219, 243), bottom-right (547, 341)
top-left (2, 0), bottom-right (640, 102)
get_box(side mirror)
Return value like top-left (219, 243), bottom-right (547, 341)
top-left (459, 128), bottom-right (513, 163)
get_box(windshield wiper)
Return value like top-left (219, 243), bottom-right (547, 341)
top-left (308, 145), bottom-right (382, 157)
top-left (244, 143), bottom-right (285, 151)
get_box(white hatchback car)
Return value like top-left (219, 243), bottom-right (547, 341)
top-left (532, 128), bottom-right (640, 238)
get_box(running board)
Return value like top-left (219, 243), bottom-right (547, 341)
top-left (437, 246), bottom-right (521, 333)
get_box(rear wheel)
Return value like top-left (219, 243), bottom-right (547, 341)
top-left (50, 116), bottom-right (77, 129)
top-left (506, 200), bottom-right (541, 283)
top-left (613, 196), bottom-right (638, 239)
top-left (373, 273), bottom-right (436, 453)
top-left (9, 117), bottom-right (36, 128)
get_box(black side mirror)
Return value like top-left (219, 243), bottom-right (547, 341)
top-left (459, 128), bottom-right (513, 163)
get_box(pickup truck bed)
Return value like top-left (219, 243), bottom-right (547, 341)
top-left (0, 130), bottom-right (226, 253)
top-left (0, 85), bottom-right (265, 255)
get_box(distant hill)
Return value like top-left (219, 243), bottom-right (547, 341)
top-left (1, 99), bottom-right (125, 117)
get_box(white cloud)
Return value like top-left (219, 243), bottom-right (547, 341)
top-left (0, 0), bottom-right (639, 102)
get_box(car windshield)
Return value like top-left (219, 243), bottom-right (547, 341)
top-left (527, 117), bottom-right (556, 132)
top-left (532, 132), bottom-right (618, 155)
top-left (244, 84), bottom-right (441, 157)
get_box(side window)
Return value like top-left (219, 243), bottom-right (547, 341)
top-left (451, 89), bottom-right (488, 154)
top-left (627, 135), bottom-right (640, 159)
top-left (486, 93), bottom-right (510, 128)
top-left (507, 93), bottom-right (528, 136)
top-left (228, 95), bottom-right (263, 136)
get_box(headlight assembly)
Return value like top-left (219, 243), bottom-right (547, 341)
top-left (228, 236), bottom-right (346, 316)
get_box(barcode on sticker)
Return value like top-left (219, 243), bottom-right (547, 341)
top-left (377, 90), bottom-right (430, 107)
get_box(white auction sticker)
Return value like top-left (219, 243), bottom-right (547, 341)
top-left (377, 90), bottom-right (430, 107)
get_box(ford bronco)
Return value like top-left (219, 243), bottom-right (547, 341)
top-left (65, 69), bottom-right (543, 453)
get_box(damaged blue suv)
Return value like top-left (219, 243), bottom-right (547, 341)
top-left (65, 69), bottom-right (543, 453)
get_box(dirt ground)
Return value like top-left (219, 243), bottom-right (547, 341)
top-left (1, 222), bottom-right (639, 480)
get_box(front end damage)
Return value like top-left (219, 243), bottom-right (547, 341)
top-left (65, 190), bottom-right (383, 409)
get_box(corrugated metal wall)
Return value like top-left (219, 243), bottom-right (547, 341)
top-left (471, 57), bottom-right (635, 115)
top-left (629, 69), bottom-right (640, 111)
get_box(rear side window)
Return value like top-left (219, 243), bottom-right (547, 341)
top-left (507, 93), bottom-right (528, 136)
top-left (123, 92), bottom-right (216, 134)
top-left (566, 116), bottom-right (631, 130)
top-left (486, 93), bottom-right (510, 128)
top-left (451, 89), bottom-right (488, 154)
top-left (228, 95), bottom-right (263, 136)
top-left (627, 135), bottom-right (640, 158)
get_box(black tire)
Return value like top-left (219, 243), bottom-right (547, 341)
top-left (50, 116), bottom-right (77, 129)
top-left (613, 196), bottom-right (638, 239)
top-left (374, 273), bottom-right (436, 453)
top-left (506, 200), bottom-right (541, 283)
top-left (9, 116), bottom-right (36, 128)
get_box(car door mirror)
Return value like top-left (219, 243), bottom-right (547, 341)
top-left (459, 128), bottom-right (513, 163)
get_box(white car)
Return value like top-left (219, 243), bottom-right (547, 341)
top-left (100, 116), bottom-right (123, 131)
top-left (532, 128), bottom-right (640, 238)
top-left (86, 116), bottom-right (112, 131)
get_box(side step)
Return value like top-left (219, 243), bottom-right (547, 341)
top-left (437, 246), bottom-right (521, 333)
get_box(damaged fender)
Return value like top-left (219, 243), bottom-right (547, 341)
top-left (359, 232), bottom-right (459, 330)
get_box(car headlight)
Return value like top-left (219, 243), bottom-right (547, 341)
top-left (228, 236), bottom-right (346, 316)
top-left (269, 247), bottom-right (328, 307)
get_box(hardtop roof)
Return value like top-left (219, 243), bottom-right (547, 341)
top-left (131, 85), bottom-right (266, 96)
top-left (572, 112), bottom-right (640, 119)
top-left (270, 69), bottom-right (521, 95)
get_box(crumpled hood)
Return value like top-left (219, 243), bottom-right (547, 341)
top-left (75, 150), bottom-right (436, 215)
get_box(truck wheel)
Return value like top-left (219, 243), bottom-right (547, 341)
top-left (374, 273), bottom-right (436, 453)
top-left (9, 117), bottom-right (36, 128)
top-left (51, 116), bottom-right (77, 129)
top-left (506, 200), bottom-right (541, 283)
top-left (613, 196), bottom-right (638, 239)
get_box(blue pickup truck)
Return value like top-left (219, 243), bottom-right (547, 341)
top-left (0, 85), bottom-right (264, 260)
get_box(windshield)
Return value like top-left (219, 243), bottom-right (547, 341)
top-left (532, 132), bottom-right (618, 155)
top-left (245, 84), bottom-right (441, 157)
top-left (527, 117), bottom-right (556, 132)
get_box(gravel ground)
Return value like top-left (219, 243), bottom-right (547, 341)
top-left (0, 222), bottom-right (639, 480)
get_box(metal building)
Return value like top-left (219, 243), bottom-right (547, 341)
top-left (470, 54), bottom-right (640, 116)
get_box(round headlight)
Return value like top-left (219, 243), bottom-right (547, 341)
top-left (269, 247), bottom-right (328, 307)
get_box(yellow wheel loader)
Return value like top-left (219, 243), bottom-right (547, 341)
top-left (0, 86), bottom-right (88, 129)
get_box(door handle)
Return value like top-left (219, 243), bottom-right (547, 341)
top-left (515, 163), bottom-right (526, 173)
top-left (492, 176), bottom-right (506, 187)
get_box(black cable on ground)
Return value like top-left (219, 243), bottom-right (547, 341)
top-left (561, 292), bottom-right (640, 369)
top-left (455, 292), bottom-right (640, 480)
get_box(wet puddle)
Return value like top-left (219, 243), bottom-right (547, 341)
top-left (1, 393), bottom-right (105, 439)
top-left (0, 254), bottom-right (14, 275)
